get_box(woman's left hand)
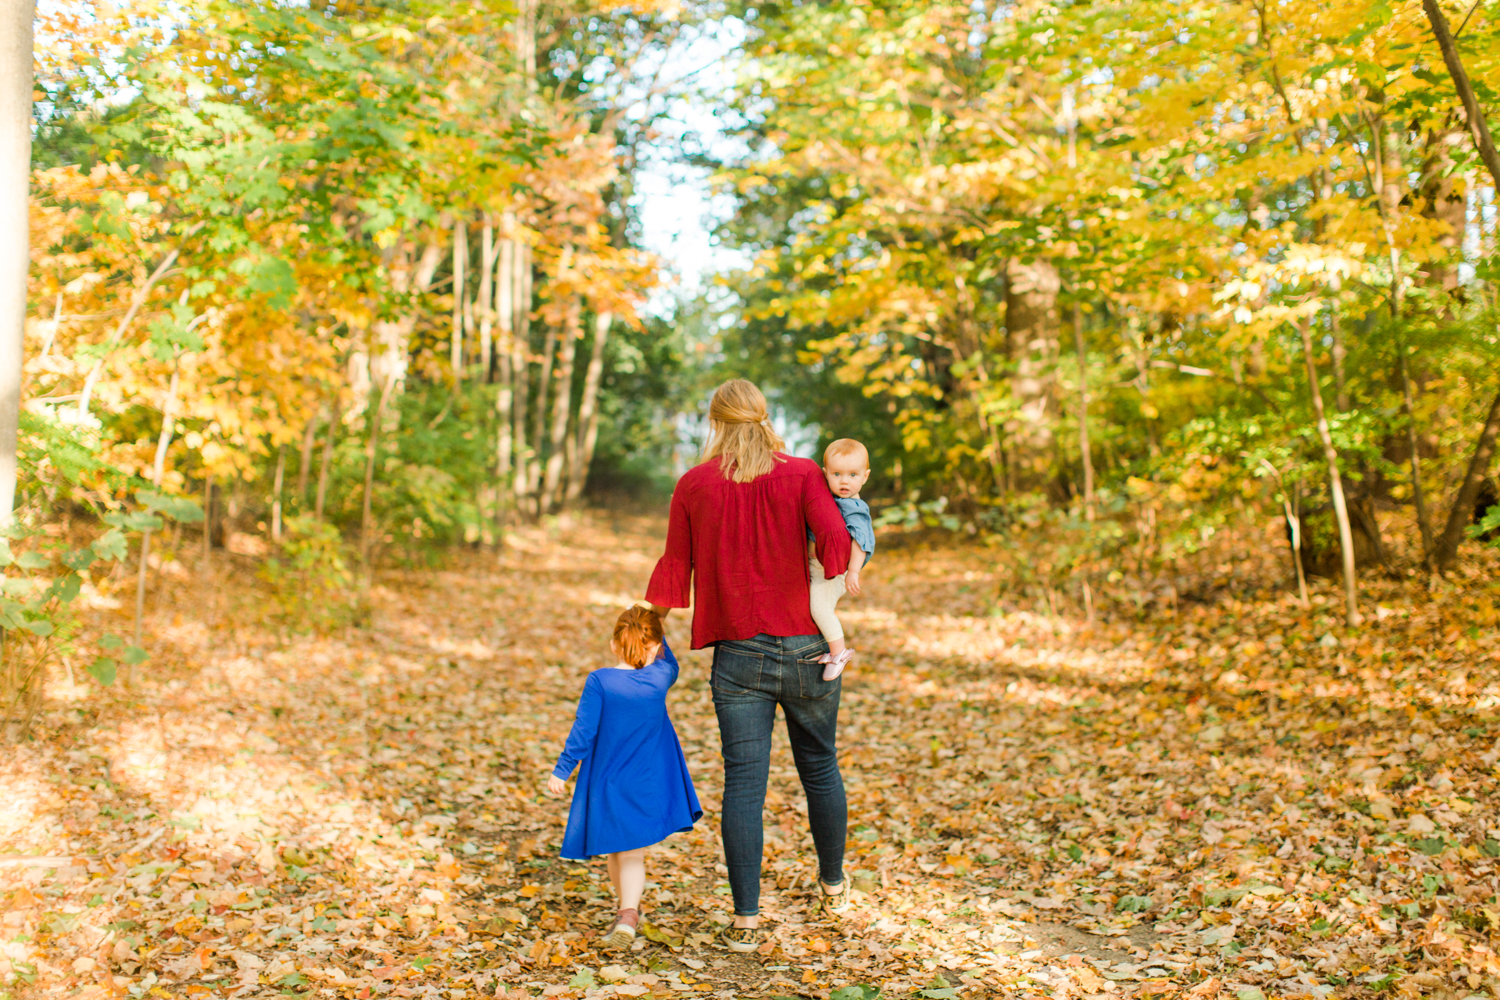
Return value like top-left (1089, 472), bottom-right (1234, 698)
top-left (546, 775), bottom-right (566, 797)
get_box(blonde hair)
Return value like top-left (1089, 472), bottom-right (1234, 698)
top-left (824, 438), bottom-right (869, 468)
top-left (701, 379), bottom-right (786, 483)
top-left (613, 606), bottom-right (664, 668)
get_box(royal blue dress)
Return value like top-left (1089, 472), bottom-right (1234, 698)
top-left (552, 643), bottom-right (701, 860)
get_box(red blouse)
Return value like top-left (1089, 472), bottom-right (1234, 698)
top-left (646, 455), bottom-right (853, 649)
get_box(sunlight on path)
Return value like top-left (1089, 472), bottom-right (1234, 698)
top-left (2, 516), bottom-right (1498, 1000)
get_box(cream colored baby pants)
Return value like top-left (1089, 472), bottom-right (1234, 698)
top-left (808, 555), bottom-right (847, 644)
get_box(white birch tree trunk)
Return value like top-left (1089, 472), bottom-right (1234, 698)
top-left (494, 236), bottom-right (515, 536)
top-left (567, 311), bottom-right (610, 504)
top-left (540, 299), bottom-right (580, 513)
top-left (1296, 318), bottom-right (1360, 627)
top-left (0, 0), bottom-right (32, 524)
top-left (510, 240), bottom-right (532, 515)
top-left (451, 218), bottom-right (467, 382)
top-left (478, 218), bottom-right (495, 383)
top-left (271, 445), bottom-right (286, 541)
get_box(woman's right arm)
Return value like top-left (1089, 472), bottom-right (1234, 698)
top-left (803, 468), bottom-right (852, 577)
top-left (645, 485), bottom-right (693, 609)
top-left (552, 675), bottom-right (604, 780)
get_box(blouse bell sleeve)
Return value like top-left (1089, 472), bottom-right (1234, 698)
top-left (553, 674), bottom-right (604, 780)
top-left (645, 486), bottom-right (693, 607)
top-left (803, 467), bottom-right (852, 578)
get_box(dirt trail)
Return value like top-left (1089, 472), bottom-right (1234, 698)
top-left (2, 515), bottom-right (1497, 1000)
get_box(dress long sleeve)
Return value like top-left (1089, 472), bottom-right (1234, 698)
top-left (804, 468), bottom-right (852, 578)
top-left (553, 674), bottom-right (604, 780)
top-left (645, 487), bottom-right (693, 607)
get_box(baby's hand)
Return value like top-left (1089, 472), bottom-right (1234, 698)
top-left (845, 569), bottom-right (862, 597)
top-left (546, 775), bottom-right (566, 797)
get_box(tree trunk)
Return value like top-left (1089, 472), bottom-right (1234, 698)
top-left (1399, 348), bottom-right (1436, 567)
top-left (478, 217), bottom-right (496, 383)
top-left (1284, 498), bottom-right (1309, 605)
top-left (1418, 130), bottom-right (1469, 296)
top-left (1422, 0), bottom-right (1500, 572)
top-left (297, 412), bottom-right (317, 504)
top-left (540, 298), bottom-right (580, 513)
top-left (202, 475), bottom-right (213, 579)
top-left (361, 374), bottom-right (397, 567)
top-left (451, 217), bottom-right (467, 382)
top-left (1072, 302), bottom-right (1094, 520)
top-left (567, 311), bottom-right (610, 504)
top-left (1297, 318), bottom-right (1360, 627)
top-left (1433, 386), bottom-right (1500, 570)
top-left (493, 237), bottom-right (515, 541)
top-left (509, 238), bottom-right (532, 515)
top-left (1330, 308), bottom-right (1349, 413)
top-left (271, 444), bottom-right (286, 541)
top-left (0, 0), bottom-right (32, 525)
top-left (517, 0), bottom-right (537, 90)
top-left (1005, 256), bottom-right (1061, 472)
top-left (315, 403), bottom-right (336, 521)
top-left (1422, 0), bottom-right (1500, 191)
top-left (76, 247), bottom-right (180, 421)
top-left (134, 365), bottom-right (180, 666)
top-left (530, 323), bottom-right (557, 501)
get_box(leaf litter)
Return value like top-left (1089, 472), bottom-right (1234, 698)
top-left (1, 514), bottom-right (1498, 1000)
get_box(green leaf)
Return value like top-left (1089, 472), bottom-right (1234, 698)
top-left (830, 986), bottom-right (881, 1000)
top-left (104, 510), bottom-right (163, 533)
top-left (137, 491), bottom-right (204, 523)
top-left (17, 551), bottom-right (51, 569)
top-left (568, 969), bottom-right (596, 989)
top-left (100, 633), bottom-right (124, 650)
top-left (91, 529), bottom-right (129, 562)
top-left (1116, 894), bottom-right (1152, 912)
top-left (410, 956), bottom-right (433, 971)
top-left (123, 645), bottom-right (149, 665)
top-left (1412, 837), bottom-right (1447, 857)
top-left (19, 616), bottom-right (55, 637)
top-left (86, 657), bottom-right (117, 687)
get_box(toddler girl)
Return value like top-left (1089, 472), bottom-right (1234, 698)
top-left (546, 607), bottom-right (702, 948)
top-left (808, 438), bottom-right (876, 681)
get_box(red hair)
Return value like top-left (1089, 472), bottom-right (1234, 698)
top-left (613, 606), bottom-right (664, 668)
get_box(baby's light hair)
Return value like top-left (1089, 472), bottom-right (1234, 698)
top-left (823, 438), bottom-right (869, 469)
top-left (613, 606), bottom-right (664, 669)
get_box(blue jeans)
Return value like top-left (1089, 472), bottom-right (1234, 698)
top-left (711, 633), bottom-right (847, 916)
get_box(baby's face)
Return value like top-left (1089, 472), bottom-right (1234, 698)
top-left (824, 455), bottom-right (870, 499)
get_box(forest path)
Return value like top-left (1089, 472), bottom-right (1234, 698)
top-left (2, 514), bottom-right (1498, 1000)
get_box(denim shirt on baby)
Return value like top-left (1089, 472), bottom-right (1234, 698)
top-left (808, 496), bottom-right (875, 567)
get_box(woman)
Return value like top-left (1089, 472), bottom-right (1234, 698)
top-left (646, 379), bottom-right (854, 952)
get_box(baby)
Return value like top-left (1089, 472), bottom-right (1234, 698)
top-left (808, 438), bottom-right (875, 681)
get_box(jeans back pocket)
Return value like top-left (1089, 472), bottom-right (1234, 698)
top-left (796, 655), bottom-right (839, 700)
top-left (712, 644), bottom-right (765, 696)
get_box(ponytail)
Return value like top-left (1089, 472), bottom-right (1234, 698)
top-left (613, 606), bottom-right (665, 668)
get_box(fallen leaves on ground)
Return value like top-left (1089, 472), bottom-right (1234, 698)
top-left (1, 514), bottom-right (1498, 1000)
